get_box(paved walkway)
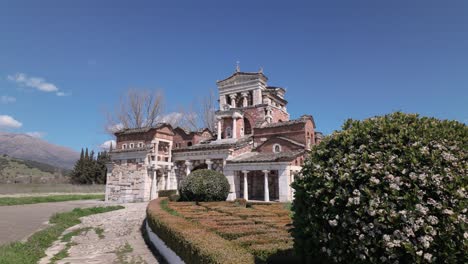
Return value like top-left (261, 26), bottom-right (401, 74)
top-left (0, 200), bottom-right (104, 245)
top-left (40, 203), bottom-right (159, 264)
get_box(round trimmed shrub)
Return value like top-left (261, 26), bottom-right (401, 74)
top-left (179, 169), bottom-right (230, 202)
top-left (292, 112), bottom-right (467, 263)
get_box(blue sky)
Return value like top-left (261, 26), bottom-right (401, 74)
top-left (0, 0), bottom-right (467, 152)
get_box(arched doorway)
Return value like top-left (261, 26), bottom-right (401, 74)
top-left (244, 118), bottom-right (252, 135)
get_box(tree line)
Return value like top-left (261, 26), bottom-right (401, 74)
top-left (70, 148), bottom-right (110, 184)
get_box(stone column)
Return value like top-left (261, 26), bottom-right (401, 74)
top-left (170, 166), bottom-right (177, 190)
top-left (161, 169), bottom-right (166, 190)
top-left (219, 95), bottom-right (226, 108)
top-left (241, 92), bottom-right (249, 107)
top-left (278, 168), bottom-right (290, 202)
top-left (154, 140), bottom-right (159, 165)
top-left (232, 117), bottom-right (237, 139)
top-left (185, 161), bottom-right (192, 176)
top-left (229, 94), bottom-right (237, 108)
top-left (217, 119), bottom-right (222, 140)
top-left (242, 170), bottom-right (249, 200)
top-left (150, 170), bottom-right (158, 200)
top-left (168, 142), bottom-right (173, 163)
top-left (224, 169), bottom-right (236, 200)
top-left (263, 170), bottom-right (270, 202)
top-left (206, 159), bottom-right (213, 170)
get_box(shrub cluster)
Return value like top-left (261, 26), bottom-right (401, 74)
top-left (146, 198), bottom-right (255, 264)
top-left (292, 112), bottom-right (467, 263)
top-left (179, 169), bottom-right (230, 202)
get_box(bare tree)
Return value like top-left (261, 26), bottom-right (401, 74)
top-left (106, 89), bottom-right (165, 133)
top-left (201, 89), bottom-right (217, 132)
top-left (177, 89), bottom-right (217, 132)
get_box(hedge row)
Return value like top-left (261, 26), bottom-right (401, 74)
top-left (146, 198), bottom-right (255, 264)
top-left (171, 201), bottom-right (297, 263)
top-left (158, 189), bottom-right (177, 197)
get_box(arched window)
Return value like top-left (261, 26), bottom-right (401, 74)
top-left (243, 118), bottom-right (252, 135)
top-left (122, 144), bottom-right (127, 149)
top-left (187, 141), bottom-right (193, 147)
top-left (130, 143), bottom-right (134, 149)
top-left (225, 127), bottom-right (232, 138)
top-left (273, 144), bottom-right (281, 153)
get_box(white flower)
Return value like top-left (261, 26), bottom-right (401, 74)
top-left (353, 189), bottom-right (361, 196)
top-left (370, 176), bottom-right (380, 184)
top-left (424, 253), bottom-right (433, 261)
top-left (383, 234), bottom-right (391, 242)
top-left (442, 209), bottom-right (454, 215)
top-left (390, 183), bottom-right (400, 190)
top-left (428, 215), bottom-right (439, 225)
top-left (329, 219), bottom-right (338, 227)
top-left (416, 251), bottom-right (423, 256)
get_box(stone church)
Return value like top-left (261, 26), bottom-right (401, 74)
top-left (105, 69), bottom-right (323, 203)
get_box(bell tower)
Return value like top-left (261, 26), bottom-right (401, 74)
top-left (215, 68), bottom-right (290, 140)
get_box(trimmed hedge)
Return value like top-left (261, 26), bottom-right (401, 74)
top-left (146, 198), bottom-right (255, 264)
top-left (158, 189), bottom-right (177, 197)
top-left (179, 169), bottom-right (230, 202)
top-left (292, 112), bottom-right (468, 263)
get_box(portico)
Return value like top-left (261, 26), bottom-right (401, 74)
top-left (224, 162), bottom-right (301, 202)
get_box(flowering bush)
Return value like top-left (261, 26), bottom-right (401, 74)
top-left (292, 112), bottom-right (467, 263)
top-left (179, 169), bottom-right (230, 202)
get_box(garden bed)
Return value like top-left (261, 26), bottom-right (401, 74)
top-left (146, 198), bottom-right (298, 263)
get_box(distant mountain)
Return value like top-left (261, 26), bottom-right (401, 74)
top-left (0, 132), bottom-right (79, 169)
top-left (0, 154), bottom-right (71, 184)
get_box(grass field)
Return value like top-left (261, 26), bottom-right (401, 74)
top-left (0, 183), bottom-right (105, 195)
top-left (0, 194), bottom-right (105, 206)
top-left (0, 206), bottom-right (124, 264)
top-left (165, 200), bottom-right (296, 263)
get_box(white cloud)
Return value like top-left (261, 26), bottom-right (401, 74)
top-left (0, 115), bottom-right (22, 128)
top-left (0, 96), bottom-right (16, 104)
top-left (25, 131), bottom-right (46, 138)
top-left (100, 140), bottom-right (116, 151)
top-left (157, 112), bottom-right (184, 126)
top-left (7, 73), bottom-right (68, 96)
top-left (107, 123), bottom-right (124, 133)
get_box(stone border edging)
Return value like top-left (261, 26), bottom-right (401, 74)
top-left (144, 219), bottom-right (185, 264)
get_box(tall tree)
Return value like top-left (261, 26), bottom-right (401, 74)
top-left (178, 89), bottom-right (217, 132)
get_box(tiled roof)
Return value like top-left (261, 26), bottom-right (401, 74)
top-left (228, 150), bottom-right (305, 163)
top-left (173, 137), bottom-right (252, 152)
top-left (216, 71), bottom-right (268, 84)
top-left (114, 123), bottom-right (170, 135)
top-left (257, 115), bottom-right (315, 129)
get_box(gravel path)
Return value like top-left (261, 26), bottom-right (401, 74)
top-left (0, 200), bottom-right (105, 245)
top-left (40, 202), bottom-right (159, 264)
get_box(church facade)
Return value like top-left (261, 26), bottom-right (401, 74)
top-left (105, 69), bottom-right (323, 203)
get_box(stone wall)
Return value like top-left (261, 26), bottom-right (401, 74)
top-left (105, 162), bottom-right (150, 203)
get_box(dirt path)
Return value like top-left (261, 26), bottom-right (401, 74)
top-left (40, 202), bottom-right (159, 264)
top-left (0, 200), bottom-right (104, 245)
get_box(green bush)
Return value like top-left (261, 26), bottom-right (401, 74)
top-left (292, 112), bottom-right (468, 263)
top-left (179, 169), bottom-right (230, 202)
top-left (158, 189), bottom-right (177, 197)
